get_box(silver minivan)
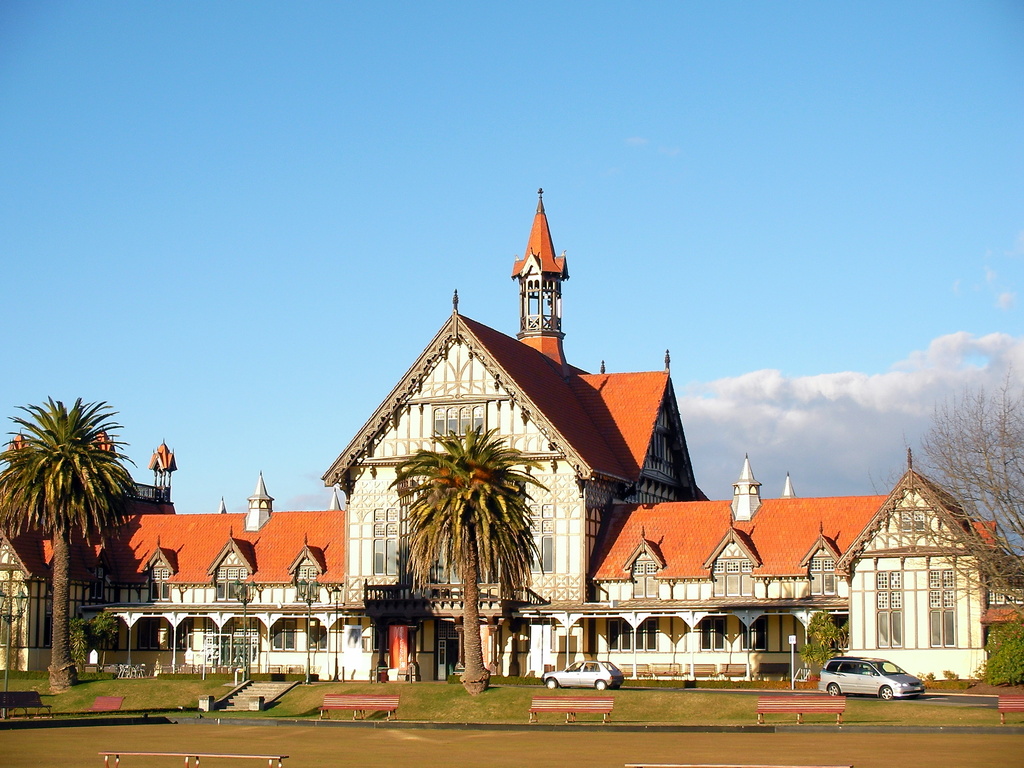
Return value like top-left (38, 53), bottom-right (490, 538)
top-left (818, 656), bottom-right (924, 700)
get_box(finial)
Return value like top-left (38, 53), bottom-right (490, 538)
top-left (536, 187), bottom-right (545, 212)
top-left (819, 520), bottom-right (824, 535)
top-left (664, 349), bottom-right (671, 372)
top-left (538, 187), bottom-right (544, 199)
top-left (600, 360), bottom-right (606, 374)
top-left (452, 289), bottom-right (459, 313)
top-left (907, 447), bottom-right (913, 471)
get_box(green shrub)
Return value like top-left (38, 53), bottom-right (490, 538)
top-left (985, 621), bottom-right (1024, 686)
top-left (942, 669), bottom-right (959, 680)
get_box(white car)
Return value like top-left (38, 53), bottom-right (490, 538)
top-left (542, 660), bottom-right (624, 690)
top-left (818, 656), bottom-right (924, 699)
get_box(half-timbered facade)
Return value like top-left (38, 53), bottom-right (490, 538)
top-left (0, 193), bottom-right (999, 682)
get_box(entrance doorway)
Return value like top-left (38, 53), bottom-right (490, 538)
top-left (436, 620), bottom-right (459, 680)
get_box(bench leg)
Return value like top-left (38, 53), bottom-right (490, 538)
top-left (836, 713), bottom-right (843, 725)
top-left (797, 713), bottom-right (804, 725)
top-left (529, 712), bottom-right (537, 724)
top-left (757, 713), bottom-right (764, 725)
top-left (1000, 712), bottom-right (1006, 725)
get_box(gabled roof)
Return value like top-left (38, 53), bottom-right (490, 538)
top-left (592, 495), bottom-right (884, 580)
top-left (703, 527), bottom-right (762, 569)
top-left (323, 312), bottom-right (688, 489)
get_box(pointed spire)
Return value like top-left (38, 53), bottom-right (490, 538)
top-left (246, 472), bottom-right (274, 531)
top-left (781, 472), bottom-right (796, 498)
top-left (452, 289), bottom-right (459, 314)
top-left (218, 497), bottom-right (228, 514)
top-left (664, 349), bottom-right (671, 372)
top-left (731, 454), bottom-right (762, 521)
top-left (328, 487), bottom-right (343, 511)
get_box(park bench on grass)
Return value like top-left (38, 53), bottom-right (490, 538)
top-left (649, 663), bottom-right (682, 678)
top-left (100, 752), bottom-right (287, 767)
top-left (756, 694), bottom-right (846, 725)
top-left (0, 690), bottom-right (52, 718)
top-left (719, 663), bottom-right (748, 679)
top-left (528, 695), bottom-right (614, 724)
top-left (998, 694), bottom-right (1024, 725)
top-left (90, 696), bottom-right (124, 713)
top-left (690, 663), bottom-right (718, 679)
top-left (319, 693), bottom-right (400, 720)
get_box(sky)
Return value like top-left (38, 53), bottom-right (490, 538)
top-left (1, 1), bottom-right (1022, 513)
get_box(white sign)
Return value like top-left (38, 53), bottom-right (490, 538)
top-left (788, 634), bottom-right (797, 646)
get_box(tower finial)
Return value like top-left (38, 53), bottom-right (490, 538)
top-left (453, 289), bottom-right (459, 314)
top-left (600, 360), bottom-right (606, 374)
top-left (664, 349), bottom-right (671, 372)
top-left (907, 447), bottom-right (913, 471)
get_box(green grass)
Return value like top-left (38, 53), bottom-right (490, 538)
top-left (2, 678), bottom-right (1011, 726)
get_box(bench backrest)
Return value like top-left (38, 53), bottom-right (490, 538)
top-left (998, 695), bottom-right (1024, 710)
top-left (530, 696), bottom-right (614, 710)
top-left (758, 695), bottom-right (845, 711)
top-left (0, 691), bottom-right (44, 707)
top-left (322, 694), bottom-right (399, 707)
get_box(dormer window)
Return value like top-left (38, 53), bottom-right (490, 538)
top-left (151, 567), bottom-right (172, 601)
top-left (216, 566), bottom-right (248, 600)
top-left (810, 556), bottom-right (836, 595)
top-left (713, 558), bottom-right (753, 597)
top-left (632, 557), bottom-right (660, 598)
top-left (89, 565), bottom-right (106, 602)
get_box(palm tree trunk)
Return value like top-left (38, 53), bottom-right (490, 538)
top-left (48, 531), bottom-right (78, 692)
top-left (460, 541), bottom-right (490, 695)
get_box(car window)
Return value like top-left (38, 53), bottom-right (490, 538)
top-left (583, 663), bottom-right (598, 672)
top-left (836, 662), bottom-right (854, 674)
top-left (566, 661), bottom-right (584, 672)
top-left (878, 661), bottom-right (905, 675)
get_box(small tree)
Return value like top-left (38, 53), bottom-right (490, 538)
top-left (799, 611), bottom-right (848, 671)
top-left (985, 622), bottom-right (1024, 686)
top-left (69, 617), bottom-right (89, 668)
top-left (88, 612), bottom-right (119, 666)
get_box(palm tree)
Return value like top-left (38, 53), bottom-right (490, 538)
top-left (393, 428), bottom-right (545, 695)
top-left (0, 398), bottom-right (135, 692)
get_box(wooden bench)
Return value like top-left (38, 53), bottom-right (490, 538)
top-left (101, 753), bottom-right (287, 767)
top-left (756, 694), bottom-right (846, 725)
top-left (633, 663), bottom-right (653, 679)
top-left (690, 663), bottom-right (718, 679)
top-left (529, 695), bottom-right (614, 724)
top-left (319, 694), bottom-right (399, 720)
top-left (998, 694), bottom-right (1024, 725)
top-left (756, 662), bottom-right (791, 678)
top-left (719, 663), bottom-right (748, 679)
top-left (0, 690), bottom-right (52, 718)
top-left (90, 696), bottom-right (124, 712)
top-left (649, 663), bottom-right (682, 678)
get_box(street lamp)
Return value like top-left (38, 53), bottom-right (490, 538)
top-left (233, 579), bottom-right (254, 681)
top-left (328, 584), bottom-right (343, 681)
top-left (299, 576), bottom-right (319, 684)
top-left (1, 581), bottom-right (29, 718)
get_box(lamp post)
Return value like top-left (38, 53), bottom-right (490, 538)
top-left (1, 581), bottom-right (29, 718)
top-left (329, 584), bottom-right (343, 681)
top-left (233, 579), bottom-right (254, 681)
top-left (299, 576), bottom-right (319, 684)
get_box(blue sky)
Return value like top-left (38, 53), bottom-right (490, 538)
top-left (1, 1), bottom-right (1022, 512)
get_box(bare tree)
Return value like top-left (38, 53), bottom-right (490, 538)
top-left (921, 378), bottom-right (1024, 614)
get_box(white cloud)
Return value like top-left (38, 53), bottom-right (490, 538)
top-left (678, 332), bottom-right (1024, 501)
top-left (998, 292), bottom-right (1016, 310)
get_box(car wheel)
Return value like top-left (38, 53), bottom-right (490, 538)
top-left (595, 680), bottom-right (608, 691)
top-left (545, 678), bottom-right (559, 689)
top-left (826, 683), bottom-right (842, 697)
top-left (879, 685), bottom-right (894, 700)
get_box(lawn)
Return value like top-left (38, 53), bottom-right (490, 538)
top-left (3, 678), bottom-right (1012, 726)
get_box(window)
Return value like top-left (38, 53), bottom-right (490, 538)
top-left (741, 616), bottom-right (768, 651)
top-left (700, 617), bottom-right (726, 651)
top-left (929, 569), bottom-right (956, 647)
top-left (308, 619), bottom-right (327, 650)
top-left (900, 510), bottom-right (927, 532)
top-left (372, 508), bottom-right (400, 576)
top-left (137, 617), bottom-right (170, 650)
top-left (876, 571), bottom-right (903, 648)
top-left (216, 567), bottom-right (249, 600)
top-left (151, 567), bottom-right (172, 601)
top-left (810, 557), bottom-right (836, 596)
top-left (631, 559), bottom-right (660, 598)
top-left (608, 618), bottom-right (657, 651)
top-left (433, 405), bottom-right (485, 436)
top-left (712, 559), bottom-right (753, 597)
top-left (271, 619), bottom-right (297, 651)
top-left (530, 504), bottom-right (554, 574)
top-left (90, 565), bottom-right (106, 602)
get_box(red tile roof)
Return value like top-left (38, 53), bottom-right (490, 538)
top-left (592, 495), bottom-right (885, 580)
top-left (460, 316), bottom-right (669, 482)
top-left (510, 194), bottom-right (568, 278)
top-left (6, 509), bottom-right (346, 586)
